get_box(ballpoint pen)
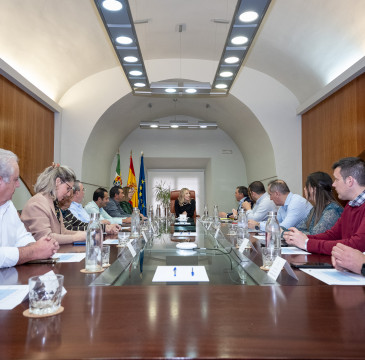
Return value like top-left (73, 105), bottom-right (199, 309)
top-left (191, 267), bottom-right (194, 276)
top-left (173, 267), bottom-right (176, 276)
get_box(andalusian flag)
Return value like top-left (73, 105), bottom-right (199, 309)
top-left (138, 152), bottom-right (147, 216)
top-left (113, 152), bottom-right (122, 186)
top-left (127, 152), bottom-right (138, 207)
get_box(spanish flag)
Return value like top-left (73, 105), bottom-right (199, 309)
top-left (127, 152), bottom-right (138, 207)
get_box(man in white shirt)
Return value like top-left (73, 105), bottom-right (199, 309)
top-left (0, 149), bottom-right (59, 268)
top-left (243, 181), bottom-right (277, 222)
top-left (69, 180), bottom-right (90, 222)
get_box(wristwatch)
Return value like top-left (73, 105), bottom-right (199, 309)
top-left (255, 225), bottom-right (260, 230)
top-left (361, 263), bottom-right (365, 277)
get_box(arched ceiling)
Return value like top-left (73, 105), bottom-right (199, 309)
top-left (1, 0), bottom-right (364, 104)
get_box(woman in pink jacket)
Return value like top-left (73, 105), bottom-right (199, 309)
top-left (21, 164), bottom-right (86, 244)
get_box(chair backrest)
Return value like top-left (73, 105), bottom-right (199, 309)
top-left (170, 189), bottom-right (196, 214)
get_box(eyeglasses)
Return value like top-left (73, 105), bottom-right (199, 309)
top-left (62, 181), bottom-right (75, 193)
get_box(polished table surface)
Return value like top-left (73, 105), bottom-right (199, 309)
top-left (1, 222), bottom-right (365, 359)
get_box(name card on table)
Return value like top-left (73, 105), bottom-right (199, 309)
top-left (268, 256), bottom-right (298, 281)
top-left (142, 231), bottom-right (148, 242)
top-left (127, 240), bottom-right (136, 258)
top-left (238, 238), bottom-right (257, 253)
top-left (214, 227), bottom-right (221, 239)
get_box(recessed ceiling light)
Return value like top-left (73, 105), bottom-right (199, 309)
top-left (239, 11), bottom-right (259, 22)
top-left (124, 56), bottom-right (138, 63)
top-left (215, 84), bottom-right (227, 89)
top-left (116, 36), bottom-right (133, 45)
top-left (231, 36), bottom-right (248, 45)
top-left (102, 0), bottom-right (123, 11)
top-left (150, 124), bottom-right (158, 128)
top-left (170, 125), bottom-right (179, 128)
top-left (134, 82), bottom-right (145, 87)
top-left (165, 88), bottom-right (176, 93)
top-left (225, 57), bottom-right (239, 64)
top-left (185, 88), bottom-right (197, 93)
top-left (220, 71), bottom-right (233, 77)
top-left (129, 70), bottom-right (142, 76)
top-left (199, 125), bottom-right (208, 128)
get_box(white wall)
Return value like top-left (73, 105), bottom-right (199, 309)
top-left (113, 128), bottom-right (248, 213)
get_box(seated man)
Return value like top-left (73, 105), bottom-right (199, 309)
top-left (219, 186), bottom-right (252, 219)
top-left (331, 243), bottom-right (365, 276)
top-left (85, 188), bottom-right (131, 225)
top-left (242, 181), bottom-right (277, 222)
top-left (104, 186), bottom-right (131, 218)
top-left (69, 180), bottom-right (91, 222)
top-left (249, 179), bottom-right (312, 231)
top-left (59, 195), bottom-right (119, 234)
top-left (285, 157), bottom-right (365, 255)
top-left (0, 148), bottom-right (58, 268)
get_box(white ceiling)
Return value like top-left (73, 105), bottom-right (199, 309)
top-left (1, 0), bottom-right (364, 104)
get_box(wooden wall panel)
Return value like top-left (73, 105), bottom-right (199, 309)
top-left (302, 73), bottom-right (365, 186)
top-left (0, 75), bottom-right (54, 195)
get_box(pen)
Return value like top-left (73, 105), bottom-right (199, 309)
top-left (173, 267), bottom-right (176, 276)
top-left (191, 267), bottom-right (194, 276)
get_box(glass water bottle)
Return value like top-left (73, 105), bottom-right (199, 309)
top-left (86, 213), bottom-right (103, 272)
top-left (265, 211), bottom-right (281, 254)
top-left (131, 207), bottom-right (141, 237)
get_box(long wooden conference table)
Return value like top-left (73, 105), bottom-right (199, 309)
top-left (1, 221), bottom-right (365, 359)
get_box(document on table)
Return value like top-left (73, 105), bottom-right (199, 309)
top-left (300, 268), bottom-right (365, 285)
top-left (0, 285), bottom-right (29, 310)
top-left (253, 235), bottom-right (265, 241)
top-left (52, 253), bottom-right (85, 262)
top-left (281, 247), bottom-right (311, 255)
top-left (152, 266), bottom-right (209, 282)
top-left (103, 239), bottom-right (119, 245)
top-left (173, 232), bottom-right (197, 237)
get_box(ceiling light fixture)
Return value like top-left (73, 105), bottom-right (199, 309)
top-left (225, 57), bottom-right (240, 64)
top-left (124, 56), bottom-right (138, 63)
top-left (102, 0), bottom-right (122, 11)
top-left (215, 84), bottom-right (227, 89)
top-left (231, 36), bottom-right (248, 45)
top-left (185, 88), bottom-right (197, 93)
top-left (170, 124), bottom-right (179, 128)
top-left (116, 36), bottom-right (133, 45)
top-left (220, 71), bottom-right (233, 77)
top-left (211, 0), bottom-right (271, 93)
top-left (129, 70), bottom-right (142, 76)
top-left (134, 82), bottom-right (145, 87)
top-left (165, 88), bottom-right (176, 93)
top-left (239, 11), bottom-right (259, 22)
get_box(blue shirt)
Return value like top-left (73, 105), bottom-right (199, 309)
top-left (84, 201), bottom-right (124, 225)
top-left (69, 201), bottom-right (90, 223)
top-left (260, 192), bottom-right (312, 231)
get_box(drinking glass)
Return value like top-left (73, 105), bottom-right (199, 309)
top-left (28, 274), bottom-right (64, 315)
top-left (102, 245), bottom-right (110, 267)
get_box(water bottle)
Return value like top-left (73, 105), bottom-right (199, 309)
top-left (131, 207), bottom-right (141, 237)
top-left (213, 204), bottom-right (220, 227)
top-left (237, 209), bottom-right (248, 229)
top-left (202, 204), bottom-right (209, 221)
top-left (265, 211), bottom-right (281, 254)
top-left (156, 204), bottom-right (161, 219)
top-left (148, 205), bottom-right (154, 221)
top-left (85, 213), bottom-right (103, 272)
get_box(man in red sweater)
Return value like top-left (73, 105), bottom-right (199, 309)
top-left (284, 157), bottom-right (365, 255)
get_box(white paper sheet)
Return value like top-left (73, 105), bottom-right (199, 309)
top-left (281, 247), bottom-right (311, 255)
top-left (103, 239), bottom-right (119, 245)
top-left (52, 253), bottom-right (86, 262)
top-left (0, 285), bottom-right (29, 310)
top-left (300, 268), bottom-right (365, 285)
top-left (173, 232), bottom-right (197, 237)
top-left (152, 266), bottom-right (209, 282)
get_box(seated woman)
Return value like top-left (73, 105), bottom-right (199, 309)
top-left (283, 171), bottom-right (343, 241)
top-left (120, 186), bottom-right (134, 215)
top-left (174, 188), bottom-right (196, 218)
top-left (21, 163), bottom-right (86, 244)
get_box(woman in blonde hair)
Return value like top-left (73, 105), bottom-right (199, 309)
top-left (21, 164), bottom-right (86, 244)
top-left (174, 188), bottom-right (195, 218)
